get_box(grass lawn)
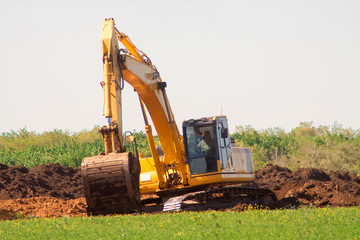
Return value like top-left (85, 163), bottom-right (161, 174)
top-left (0, 207), bottom-right (359, 239)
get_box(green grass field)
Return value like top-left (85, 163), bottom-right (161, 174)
top-left (0, 207), bottom-right (359, 240)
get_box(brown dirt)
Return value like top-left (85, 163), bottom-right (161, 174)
top-left (0, 163), bottom-right (83, 200)
top-left (254, 164), bottom-right (360, 208)
top-left (0, 197), bottom-right (87, 220)
top-left (0, 163), bottom-right (85, 220)
top-left (0, 163), bottom-right (359, 220)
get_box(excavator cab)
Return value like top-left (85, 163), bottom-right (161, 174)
top-left (183, 116), bottom-right (231, 175)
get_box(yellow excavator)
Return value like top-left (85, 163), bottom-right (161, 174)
top-left (81, 18), bottom-right (276, 215)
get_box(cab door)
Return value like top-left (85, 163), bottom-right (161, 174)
top-left (215, 117), bottom-right (232, 170)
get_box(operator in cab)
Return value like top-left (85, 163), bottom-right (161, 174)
top-left (198, 131), bottom-right (217, 172)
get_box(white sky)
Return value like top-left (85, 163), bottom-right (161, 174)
top-left (0, 0), bottom-right (359, 134)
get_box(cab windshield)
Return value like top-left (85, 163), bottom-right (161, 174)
top-left (184, 125), bottom-right (218, 175)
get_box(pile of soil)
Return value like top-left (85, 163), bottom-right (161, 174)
top-left (254, 164), bottom-right (360, 207)
top-left (0, 162), bottom-right (359, 220)
top-left (0, 163), bottom-right (83, 200)
top-left (0, 197), bottom-right (87, 220)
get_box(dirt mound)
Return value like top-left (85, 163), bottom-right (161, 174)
top-left (0, 197), bottom-right (87, 220)
top-left (0, 163), bottom-right (359, 219)
top-left (0, 163), bottom-right (83, 200)
top-left (255, 164), bottom-right (360, 207)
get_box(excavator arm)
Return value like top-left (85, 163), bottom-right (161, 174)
top-left (102, 18), bottom-right (187, 187)
top-left (99, 19), bottom-right (125, 154)
top-left (81, 18), bottom-right (188, 215)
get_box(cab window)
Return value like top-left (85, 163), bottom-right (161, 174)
top-left (185, 125), bottom-right (218, 175)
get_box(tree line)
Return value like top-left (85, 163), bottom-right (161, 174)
top-left (232, 122), bottom-right (360, 173)
top-left (0, 122), bottom-right (359, 174)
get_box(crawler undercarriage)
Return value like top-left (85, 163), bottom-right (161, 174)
top-left (82, 152), bottom-right (276, 215)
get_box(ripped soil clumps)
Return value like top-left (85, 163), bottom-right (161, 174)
top-left (0, 162), bottom-right (359, 219)
top-left (255, 164), bottom-right (360, 208)
top-left (0, 163), bottom-right (83, 201)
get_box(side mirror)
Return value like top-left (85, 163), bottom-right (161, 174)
top-left (124, 131), bottom-right (139, 159)
top-left (221, 128), bottom-right (228, 139)
top-left (125, 135), bottom-right (135, 143)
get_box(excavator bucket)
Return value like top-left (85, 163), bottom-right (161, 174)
top-left (81, 152), bottom-right (141, 215)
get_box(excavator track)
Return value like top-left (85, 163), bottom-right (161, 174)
top-left (163, 186), bottom-right (277, 211)
top-left (81, 152), bottom-right (141, 215)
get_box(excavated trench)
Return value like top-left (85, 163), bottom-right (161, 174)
top-left (0, 163), bottom-right (359, 220)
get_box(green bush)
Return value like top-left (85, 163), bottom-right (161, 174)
top-left (1, 122), bottom-right (359, 174)
top-left (232, 122), bottom-right (360, 173)
top-left (0, 127), bottom-right (153, 168)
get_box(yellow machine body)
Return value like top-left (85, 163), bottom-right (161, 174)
top-left (100, 18), bottom-right (255, 194)
top-left (81, 18), bottom-right (259, 215)
top-left (139, 155), bottom-right (255, 195)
